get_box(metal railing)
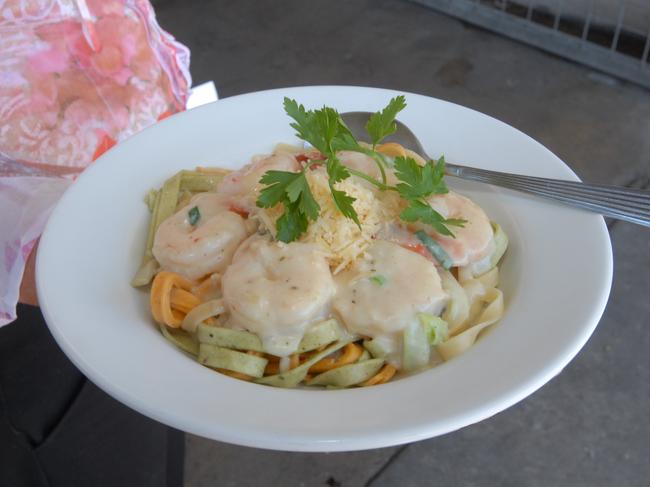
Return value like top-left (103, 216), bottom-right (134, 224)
top-left (412, 0), bottom-right (650, 89)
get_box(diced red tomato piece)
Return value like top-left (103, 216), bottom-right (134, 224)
top-left (295, 154), bottom-right (310, 163)
top-left (296, 151), bottom-right (326, 169)
top-left (399, 242), bottom-right (434, 261)
top-left (229, 205), bottom-right (249, 218)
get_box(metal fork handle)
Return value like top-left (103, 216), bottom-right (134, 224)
top-left (446, 163), bottom-right (650, 227)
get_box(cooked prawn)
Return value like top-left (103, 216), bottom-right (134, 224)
top-left (222, 235), bottom-right (336, 356)
top-left (216, 152), bottom-right (300, 214)
top-left (333, 240), bottom-right (447, 338)
top-left (413, 191), bottom-right (495, 267)
top-left (153, 193), bottom-right (251, 280)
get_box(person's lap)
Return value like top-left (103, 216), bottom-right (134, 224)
top-left (0, 304), bottom-right (184, 487)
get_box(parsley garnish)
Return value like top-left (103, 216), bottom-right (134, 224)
top-left (188, 206), bottom-right (200, 225)
top-left (284, 98), bottom-right (361, 229)
top-left (256, 170), bottom-right (320, 243)
top-left (326, 156), bottom-right (360, 227)
top-left (394, 155), bottom-right (465, 237)
top-left (256, 97), bottom-right (465, 242)
top-left (365, 95), bottom-right (407, 148)
top-left (394, 155), bottom-right (447, 200)
top-left (369, 275), bottom-right (387, 286)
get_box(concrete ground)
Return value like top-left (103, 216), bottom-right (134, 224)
top-left (154, 1), bottom-right (650, 485)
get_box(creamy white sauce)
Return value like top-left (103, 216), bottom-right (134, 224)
top-left (279, 356), bottom-right (292, 373)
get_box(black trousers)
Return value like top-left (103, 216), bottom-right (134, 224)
top-left (0, 305), bottom-right (184, 487)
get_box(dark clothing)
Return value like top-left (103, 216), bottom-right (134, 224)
top-left (0, 304), bottom-right (184, 487)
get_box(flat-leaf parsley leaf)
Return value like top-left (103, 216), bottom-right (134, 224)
top-left (394, 155), bottom-right (448, 200)
top-left (256, 170), bottom-right (320, 242)
top-left (365, 95), bottom-right (407, 148)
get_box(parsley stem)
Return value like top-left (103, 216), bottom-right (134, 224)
top-left (366, 151), bottom-right (388, 185)
top-left (346, 168), bottom-right (395, 191)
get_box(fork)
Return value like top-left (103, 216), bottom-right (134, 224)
top-left (340, 112), bottom-right (650, 227)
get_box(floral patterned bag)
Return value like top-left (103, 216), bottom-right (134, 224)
top-left (0, 0), bottom-right (191, 325)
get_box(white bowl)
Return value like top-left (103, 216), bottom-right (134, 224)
top-left (37, 86), bottom-right (612, 451)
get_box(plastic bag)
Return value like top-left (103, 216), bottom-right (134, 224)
top-left (0, 0), bottom-right (191, 325)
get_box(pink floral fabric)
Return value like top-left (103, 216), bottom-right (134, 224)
top-left (0, 177), bottom-right (71, 323)
top-left (0, 0), bottom-right (191, 326)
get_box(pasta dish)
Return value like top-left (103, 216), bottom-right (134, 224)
top-left (132, 97), bottom-right (508, 388)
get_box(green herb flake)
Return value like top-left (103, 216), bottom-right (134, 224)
top-left (415, 230), bottom-right (454, 269)
top-left (188, 206), bottom-right (201, 225)
top-left (369, 275), bottom-right (387, 286)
